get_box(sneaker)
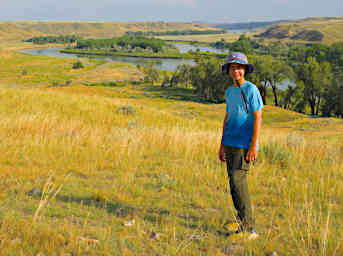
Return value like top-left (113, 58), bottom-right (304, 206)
top-left (227, 229), bottom-right (259, 241)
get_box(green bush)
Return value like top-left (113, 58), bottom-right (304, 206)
top-left (65, 80), bottom-right (72, 86)
top-left (72, 61), bottom-right (84, 69)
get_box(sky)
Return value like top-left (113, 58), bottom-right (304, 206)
top-left (1, 0), bottom-right (342, 23)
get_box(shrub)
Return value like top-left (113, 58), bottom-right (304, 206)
top-left (72, 61), bottom-right (84, 69)
top-left (261, 142), bottom-right (293, 169)
top-left (116, 105), bottom-right (136, 115)
top-left (65, 80), bottom-right (72, 86)
top-left (286, 132), bottom-right (305, 148)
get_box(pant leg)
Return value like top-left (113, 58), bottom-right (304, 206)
top-left (224, 145), bottom-right (255, 230)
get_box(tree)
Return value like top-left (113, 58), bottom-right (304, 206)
top-left (327, 42), bottom-right (343, 70)
top-left (321, 72), bottom-right (343, 117)
top-left (282, 83), bottom-right (305, 113)
top-left (287, 44), bottom-right (307, 63)
top-left (248, 55), bottom-right (292, 106)
top-left (265, 59), bottom-right (293, 107)
top-left (142, 64), bottom-right (160, 85)
top-left (172, 64), bottom-right (192, 88)
top-left (168, 56), bottom-right (230, 102)
top-left (72, 61), bottom-right (84, 69)
top-left (295, 57), bottom-right (332, 116)
top-left (189, 57), bottom-right (230, 102)
top-left (248, 55), bottom-right (270, 105)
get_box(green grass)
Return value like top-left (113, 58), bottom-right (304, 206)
top-left (61, 48), bottom-right (189, 59)
top-left (0, 50), bottom-right (142, 88)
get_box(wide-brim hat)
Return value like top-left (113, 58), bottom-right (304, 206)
top-left (222, 52), bottom-right (253, 74)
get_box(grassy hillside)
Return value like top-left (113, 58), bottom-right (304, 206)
top-left (155, 32), bottom-right (242, 43)
top-left (254, 17), bottom-right (343, 44)
top-left (0, 49), bottom-right (142, 88)
top-left (0, 43), bottom-right (342, 255)
top-left (0, 21), bottom-right (218, 43)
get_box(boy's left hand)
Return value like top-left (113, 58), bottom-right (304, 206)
top-left (246, 146), bottom-right (257, 162)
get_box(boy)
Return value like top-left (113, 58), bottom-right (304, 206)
top-left (219, 52), bottom-right (263, 239)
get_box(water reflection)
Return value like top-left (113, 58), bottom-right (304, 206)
top-left (174, 43), bottom-right (229, 54)
top-left (21, 46), bottom-right (196, 72)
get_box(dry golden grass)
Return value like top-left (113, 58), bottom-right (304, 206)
top-left (0, 40), bottom-right (342, 255)
top-left (0, 81), bottom-right (342, 255)
top-left (258, 17), bottom-right (343, 44)
top-left (155, 32), bottom-right (242, 43)
top-left (0, 21), bottom-right (218, 42)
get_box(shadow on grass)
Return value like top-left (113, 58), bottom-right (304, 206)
top-left (141, 85), bottom-right (220, 104)
top-left (54, 193), bottom-right (228, 234)
top-left (56, 194), bottom-right (136, 218)
top-left (55, 194), bottom-right (171, 225)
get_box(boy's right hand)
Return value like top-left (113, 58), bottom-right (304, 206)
top-left (219, 145), bottom-right (226, 162)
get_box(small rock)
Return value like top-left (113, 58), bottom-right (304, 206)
top-left (223, 244), bottom-right (244, 255)
top-left (189, 234), bottom-right (204, 241)
top-left (28, 187), bottom-right (41, 196)
top-left (11, 238), bottom-right (21, 245)
top-left (123, 219), bottom-right (135, 226)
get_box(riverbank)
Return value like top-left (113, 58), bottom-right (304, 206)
top-left (60, 48), bottom-right (227, 60)
top-left (60, 48), bottom-right (191, 59)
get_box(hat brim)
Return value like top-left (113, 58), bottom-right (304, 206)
top-left (222, 63), bottom-right (253, 74)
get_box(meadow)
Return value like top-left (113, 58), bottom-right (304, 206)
top-left (0, 41), bottom-right (342, 256)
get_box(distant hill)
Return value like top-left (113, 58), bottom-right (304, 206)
top-left (0, 21), bottom-right (218, 42)
top-left (254, 17), bottom-right (343, 44)
top-left (213, 20), bottom-right (286, 31)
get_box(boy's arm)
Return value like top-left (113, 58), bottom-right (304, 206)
top-left (219, 112), bottom-right (228, 162)
top-left (246, 109), bottom-right (262, 162)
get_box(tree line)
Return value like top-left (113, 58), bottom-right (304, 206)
top-left (24, 35), bottom-right (81, 44)
top-left (75, 36), bottom-right (172, 53)
top-left (159, 37), bottom-right (343, 118)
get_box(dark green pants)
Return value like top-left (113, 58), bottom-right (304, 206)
top-left (224, 145), bottom-right (255, 230)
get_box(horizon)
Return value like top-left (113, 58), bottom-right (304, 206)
top-left (1, 0), bottom-right (342, 24)
top-left (0, 15), bottom-right (342, 25)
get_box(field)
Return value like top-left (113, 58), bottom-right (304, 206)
top-left (0, 21), bottom-right (219, 42)
top-left (0, 38), bottom-right (343, 256)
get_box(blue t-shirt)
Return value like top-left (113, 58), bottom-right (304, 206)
top-left (222, 81), bottom-right (263, 149)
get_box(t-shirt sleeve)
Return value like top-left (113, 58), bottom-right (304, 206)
top-left (249, 85), bottom-right (264, 113)
top-left (225, 89), bottom-right (229, 113)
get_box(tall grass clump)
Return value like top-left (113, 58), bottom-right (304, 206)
top-left (260, 142), bottom-right (294, 169)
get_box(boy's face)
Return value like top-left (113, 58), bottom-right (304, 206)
top-left (229, 63), bottom-right (245, 82)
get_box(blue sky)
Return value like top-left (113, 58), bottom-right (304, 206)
top-left (1, 0), bottom-right (342, 23)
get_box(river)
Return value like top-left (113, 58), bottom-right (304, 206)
top-left (21, 44), bottom-right (227, 72)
